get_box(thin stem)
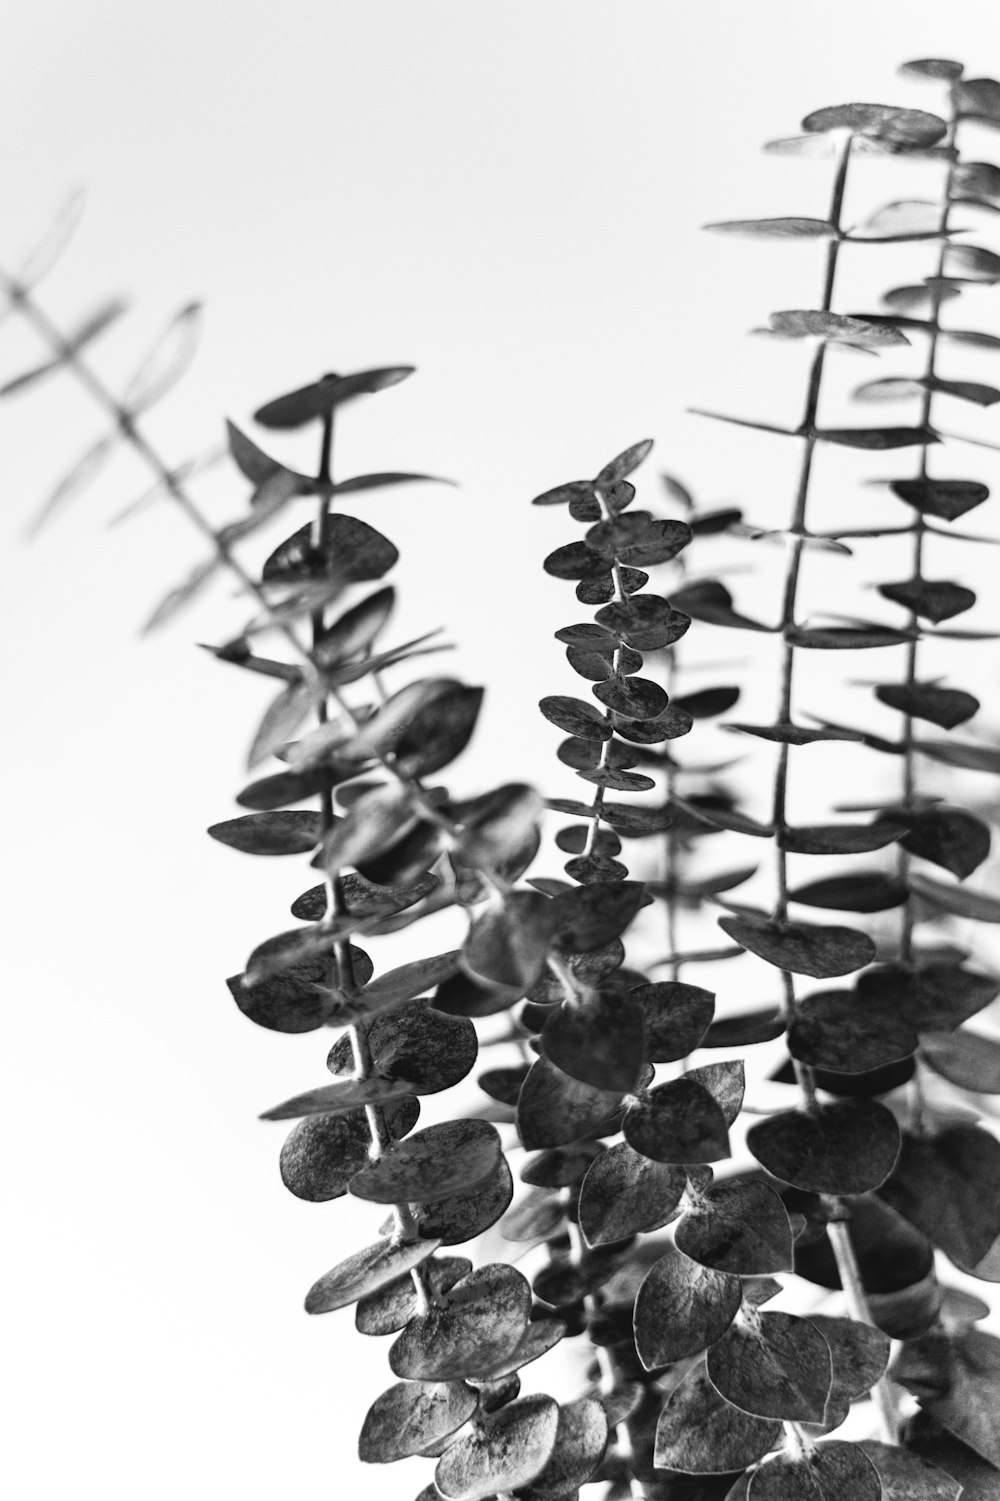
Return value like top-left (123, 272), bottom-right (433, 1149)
top-left (825, 1214), bottom-right (898, 1443)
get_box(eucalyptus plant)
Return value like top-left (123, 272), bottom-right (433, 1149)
top-left (8, 52), bottom-right (1000, 1501)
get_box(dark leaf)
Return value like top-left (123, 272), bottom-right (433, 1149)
top-left (260, 1074), bottom-right (415, 1123)
top-left (900, 806), bottom-right (991, 879)
top-left (759, 309), bottom-right (909, 348)
top-left (516, 1054), bottom-right (623, 1151)
top-left (540, 695), bottom-right (611, 741)
top-left (910, 872), bottom-right (1000, 924)
top-left (788, 872), bottom-right (907, 913)
top-left (857, 961), bottom-right (999, 1031)
top-left (410, 1155), bottom-right (515, 1246)
top-left (280, 1098), bottom-right (419, 1202)
top-left (675, 1180), bottom-right (794, 1275)
top-left (549, 881), bottom-right (646, 952)
top-left (359, 1380), bottom-right (478, 1465)
top-left (879, 1127), bottom-right (1000, 1271)
top-left (719, 913), bottom-right (876, 979)
top-left (802, 103), bottom-right (947, 146)
top-left (629, 980), bottom-right (714, 1062)
top-left (905, 1409), bottom-right (1000, 1498)
top-left (462, 891), bottom-right (556, 995)
top-left (894, 1329), bottom-right (1000, 1467)
top-left (780, 819), bottom-right (908, 855)
top-left (789, 990), bottom-right (917, 1073)
top-left (624, 1079), bottom-right (731, 1165)
top-left (334, 470), bottom-right (452, 494)
top-left (207, 810), bottom-right (320, 855)
top-left (523, 1397), bottom-right (607, 1497)
top-left (236, 765), bottom-right (333, 811)
top-left (876, 682), bottom-right (979, 729)
top-left (921, 1030), bottom-right (1000, 1094)
top-left (861, 1438), bottom-right (962, 1501)
top-left (901, 57), bottom-right (964, 80)
top-left (673, 796), bottom-right (773, 839)
top-left (355, 1255), bottom-right (471, 1336)
top-left (254, 367), bottom-right (413, 428)
top-left (521, 1142), bottom-right (604, 1189)
top-left (634, 1247), bottom-right (742, 1369)
top-left (674, 686), bottom-right (742, 719)
top-left (593, 676), bottom-right (670, 720)
top-left (750, 1442), bottom-right (880, 1500)
top-left (890, 478), bottom-right (989, 522)
top-left (811, 1316), bottom-right (891, 1408)
top-left (879, 578), bottom-right (976, 624)
top-left (348, 1119), bottom-right (501, 1204)
top-left (916, 739), bottom-right (1000, 774)
top-left (312, 586), bottom-right (395, 668)
top-left (815, 427), bottom-right (936, 451)
top-left (463, 1319), bottom-right (565, 1384)
top-left (543, 990), bottom-right (645, 1092)
top-left (943, 244), bottom-right (1000, 282)
top-left (654, 1362), bottom-right (781, 1473)
top-left (704, 217), bottom-right (834, 238)
top-left (304, 1234), bottom-right (440, 1314)
top-left (226, 947), bottom-right (348, 1034)
top-left (672, 580), bottom-right (772, 633)
top-left (702, 1009), bottom-right (786, 1048)
top-left (787, 624), bottom-right (914, 648)
top-left (531, 479), bottom-right (592, 507)
top-left (434, 969), bottom-right (516, 1018)
top-left (434, 1394), bottom-right (559, 1501)
top-left (291, 870), bottom-right (439, 928)
top-left (578, 1144), bottom-right (687, 1246)
top-left (326, 950), bottom-right (461, 1026)
top-left (595, 595), bottom-right (692, 651)
top-left (725, 722), bottom-right (863, 745)
top-left (389, 1263), bottom-right (530, 1381)
top-left (499, 1188), bottom-right (564, 1244)
top-left (246, 679), bottom-right (320, 770)
top-left (594, 438), bottom-right (655, 486)
top-left (748, 1101), bottom-right (900, 1193)
top-left (612, 705), bottom-right (694, 744)
top-left (707, 1311), bottom-right (832, 1423)
top-left (686, 1060), bottom-right (745, 1124)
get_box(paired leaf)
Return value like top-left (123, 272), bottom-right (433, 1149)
top-left (788, 990), bottom-right (917, 1073)
top-left (857, 961), bottom-right (1000, 1031)
top-left (634, 1247), bottom-right (742, 1368)
top-left (675, 1180), bottom-right (794, 1275)
top-left (304, 1235), bottom-right (440, 1314)
top-left (348, 1119), bottom-right (501, 1204)
top-left (254, 367), bottom-right (413, 428)
top-left (516, 1054), bottom-right (623, 1150)
top-left (878, 1127), bottom-right (1000, 1271)
top-left (750, 1443), bottom-right (881, 1501)
top-left (672, 579), bottom-right (772, 633)
top-left (434, 1394), bottom-right (559, 1501)
top-left (706, 1311), bottom-right (833, 1422)
top-left (921, 1030), bottom-right (1000, 1094)
top-left (719, 913), bottom-right (876, 978)
top-left (654, 1362), bottom-right (781, 1473)
top-left (359, 1380), bottom-right (478, 1465)
top-left (910, 872), bottom-right (1000, 924)
top-left (578, 1144), bottom-right (688, 1246)
top-left (875, 682), bottom-right (979, 729)
top-left (390, 1263), bottom-right (530, 1380)
top-left (624, 1078), bottom-right (732, 1165)
top-left (543, 990), bottom-right (645, 1092)
top-left (748, 1100), bottom-right (900, 1193)
top-left (893, 1329), bottom-right (1000, 1468)
top-left (279, 1097), bottom-right (419, 1202)
top-left (462, 891), bottom-right (556, 994)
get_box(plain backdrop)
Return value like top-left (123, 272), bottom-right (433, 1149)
top-left (4, 3), bottom-right (1000, 1498)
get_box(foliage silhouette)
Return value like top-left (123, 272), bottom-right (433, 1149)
top-left (9, 52), bottom-right (1000, 1501)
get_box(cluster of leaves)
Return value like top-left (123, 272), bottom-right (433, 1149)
top-left (10, 52), bottom-right (1000, 1501)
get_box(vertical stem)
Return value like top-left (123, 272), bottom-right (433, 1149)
top-left (825, 1216), bottom-right (898, 1444)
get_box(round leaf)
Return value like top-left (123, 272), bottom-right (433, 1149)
top-left (720, 913), bottom-right (876, 978)
top-left (348, 1119), bottom-right (502, 1205)
top-left (410, 1155), bottom-right (515, 1246)
top-left (654, 1363), bottom-right (781, 1474)
top-left (304, 1234), bottom-right (441, 1314)
top-left (543, 990), bottom-right (645, 1093)
top-left (750, 1441), bottom-right (881, 1501)
top-left (878, 1126), bottom-right (1000, 1270)
top-left (359, 1380), bottom-right (478, 1465)
top-left (629, 980), bottom-right (715, 1061)
top-left (624, 1079), bottom-right (731, 1165)
top-left (524, 1398), bottom-right (608, 1497)
top-left (675, 1180), bottom-right (794, 1275)
top-left (578, 1143), bottom-right (687, 1247)
top-left (389, 1263), bottom-right (531, 1381)
top-left (634, 1247), bottom-right (742, 1369)
top-left (707, 1311), bottom-right (833, 1423)
top-left (434, 1394), bottom-right (559, 1501)
top-left (280, 1096), bottom-right (419, 1201)
top-left (326, 999), bottom-right (477, 1095)
top-left (788, 990), bottom-right (917, 1073)
top-left (748, 1101), bottom-right (900, 1193)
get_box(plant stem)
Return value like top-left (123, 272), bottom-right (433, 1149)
top-left (824, 1213), bottom-right (898, 1444)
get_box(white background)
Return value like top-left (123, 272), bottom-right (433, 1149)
top-left (5, 3), bottom-right (1000, 1497)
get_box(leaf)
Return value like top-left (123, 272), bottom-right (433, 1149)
top-left (672, 796), bottom-right (774, 838)
top-left (673, 686), bottom-right (742, 718)
top-left (523, 1398), bottom-right (607, 1498)
top-left (675, 1181), bottom-right (794, 1275)
top-left (890, 478), bottom-right (989, 522)
top-left (254, 366), bottom-right (414, 428)
top-left (629, 980), bottom-right (714, 1062)
top-left (348, 1119), bottom-right (501, 1204)
top-left (121, 301), bottom-right (202, 414)
top-left (594, 438), bottom-right (655, 485)
top-left (802, 103), bottom-right (947, 146)
top-left (359, 1380), bottom-right (478, 1465)
top-left (707, 1310), bottom-right (832, 1423)
top-left (593, 676), bottom-right (669, 720)
top-left (263, 513), bottom-right (399, 587)
top-left (879, 578), bottom-right (976, 624)
top-left (687, 1059), bottom-right (745, 1124)
top-left (304, 1234), bottom-right (440, 1314)
top-left (410, 1155), bottom-right (515, 1246)
top-left (578, 1144), bottom-right (687, 1246)
top-left (915, 739), bottom-right (1000, 774)
top-left (943, 244), bottom-right (1000, 282)
top-left (612, 706), bottom-right (694, 744)
top-left (860, 1439), bottom-right (962, 1501)
top-left (760, 309), bottom-right (910, 348)
top-left (207, 810), bottom-right (320, 855)
top-left (389, 1263), bottom-right (530, 1381)
top-left (343, 677), bottom-right (479, 771)
top-left (279, 1097), bottom-right (419, 1202)
top-left (311, 586), bottom-right (395, 668)
top-left (672, 580), bottom-right (772, 632)
top-left (654, 1362), bottom-right (781, 1474)
top-left (465, 1320), bottom-right (565, 1385)
top-left (334, 470), bottom-right (453, 494)
top-left (434, 1394), bottom-right (559, 1501)
top-left (788, 872), bottom-right (907, 913)
top-left (750, 1443), bottom-right (881, 1500)
top-left (876, 682), bottom-right (979, 729)
top-left (917, 870), bottom-right (1000, 923)
top-left (858, 961), bottom-right (1000, 1032)
top-left (893, 1329), bottom-right (1000, 1467)
top-left (878, 1127), bottom-right (1000, 1270)
top-left (26, 432), bottom-right (118, 537)
top-left (953, 158), bottom-right (1000, 207)
top-left (901, 57), bottom-right (964, 80)
top-left (719, 913), bottom-right (876, 979)
top-left (852, 199), bottom-right (945, 240)
top-left (921, 1031), bottom-right (1000, 1094)
top-left (634, 1246), bottom-right (742, 1369)
top-left (900, 806), bottom-right (991, 879)
top-left (521, 1142), bottom-right (603, 1189)
top-left (702, 1009), bottom-right (786, 1048)
top-left (499, 1188), bottom-right (564, 1244)
top-left (811, 1316), bottom-right (891, 1410)
top-left (624, 1079), bottom-right (731, 1165)
top-left (326, 950), bottom-right (461, 1025)
top-left (549, 881), bottom-right (645, 953)
top-left (516, 1054), bottom-right (623, 1151)
top-left (462, 891), bottom-right (556, 996)
top-left (355, 1256), bottom-right (471, 1335)
top-left (726, 722), bottom-right (863, 746)
top-left (780, 819), bottom-right (908, 855)
top-left (748, 1100), bottom-right (900, 1193)
top-left (594, 594), bottom-right (692, 650)
top-left (543, 991), bottom-right (645, 1093)
top-left (247, 679), bottom-right (320, 770)
top-left (705, 217), bottom-right (835, 238)
top-left (905, 1409), bottom-right (1000, 1497)
top-left (260, 1074), bottom-right (415, 1123)
top-left (789, 990), bottom-right (917, 1073)
top-left (539, 694), bottom-right (611, 741)
top-left (225, 948), bottom-right (347, 1034)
